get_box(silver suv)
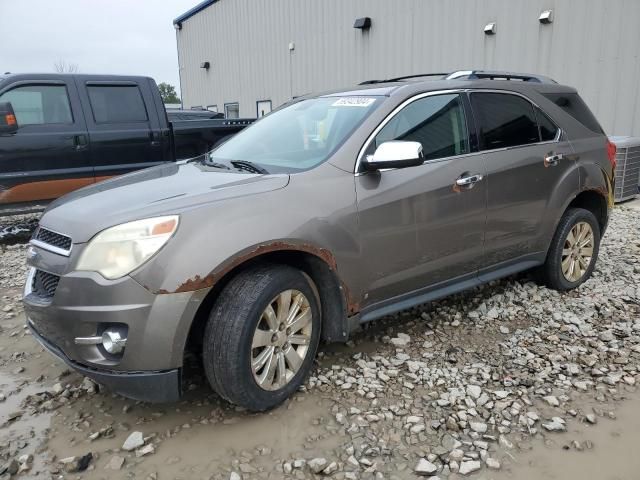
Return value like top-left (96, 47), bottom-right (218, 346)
top-left (23, 71), bottom-right (616, 410)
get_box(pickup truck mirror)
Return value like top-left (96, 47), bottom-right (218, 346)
top-left (0, 102), bottom-right (18, 135)
top-left (363, 140), bottom-right (424, 171)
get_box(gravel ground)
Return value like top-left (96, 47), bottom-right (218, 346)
top-left (0, 204), bottom-right (639, 479)
top-left (0, 214), bottom-right (39, 247)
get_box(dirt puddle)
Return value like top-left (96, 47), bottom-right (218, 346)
top-left (44, 382), bottom-right (338, 478)
top-left (0, 372), bottom-right (52, 478)
top-left (492, 391), bottom-right (640, 480)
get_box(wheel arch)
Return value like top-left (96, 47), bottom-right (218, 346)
top-left (183, 244), bottom-right (352, 359)
top-left (565, 188), bottom-right (609, 233)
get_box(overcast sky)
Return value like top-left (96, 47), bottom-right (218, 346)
top-left (1, 0), bottom-right (196, 94)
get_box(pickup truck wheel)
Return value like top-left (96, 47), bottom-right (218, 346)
top-left (541, 208), bottom-right (600, 291)
top-left (203, 265), bottom-right (321, 411)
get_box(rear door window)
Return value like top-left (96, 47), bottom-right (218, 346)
top-left (471, 93), bottom-right (539, 150)
top-left (87, 85), bottom-right (148, 123)
top-left (0, 84), bottom-right (73, 125)
top-left (371, 93), bottom-right (469, 161)
top-left (543, 93), bottom-right (604, 134)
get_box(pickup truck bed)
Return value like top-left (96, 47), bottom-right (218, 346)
top-left (0, 73), bottom-right (253, 211)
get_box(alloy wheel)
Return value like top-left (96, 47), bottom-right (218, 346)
top-left (561, 221), bottom-right (594, 282)
top-left (251, 289), bottom-right (313, 391)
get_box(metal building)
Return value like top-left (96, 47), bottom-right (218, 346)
top-left (174, 0), bottom-right (640, 136)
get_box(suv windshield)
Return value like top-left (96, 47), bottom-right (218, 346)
top-left (208, 96), bottom-right (382, 173)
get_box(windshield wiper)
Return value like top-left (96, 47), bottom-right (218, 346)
top-left (230, 160), bottom-right (269, 174)
top-left (186, 155), bottom-right (230, 170)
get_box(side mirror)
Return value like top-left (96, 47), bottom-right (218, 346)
top-left (0, 102), bottom-right (18, 135)
top-left (363, 141), bottom-right (424, 171)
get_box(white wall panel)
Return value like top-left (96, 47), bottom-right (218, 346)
top-left (176, 0), bottom-right (640, 136)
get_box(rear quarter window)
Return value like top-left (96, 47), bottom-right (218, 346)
top-left (543, 93), bottom-right (604, 134)
top-left (535, 107), bottom-right (560, 141)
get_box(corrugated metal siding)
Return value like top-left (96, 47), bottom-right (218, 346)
top-left (176, 0), bottom-right (640, 136)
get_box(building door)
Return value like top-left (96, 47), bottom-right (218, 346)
top-left (257, 100), bottom-right (272, 118)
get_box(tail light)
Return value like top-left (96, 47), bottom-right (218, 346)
top-left (606, 139), bottom-right (617, 169)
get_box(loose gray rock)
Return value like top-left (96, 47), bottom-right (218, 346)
top-left (459, 460), bottom-right (481, 475)
top-left (542, 417), bottom-right (566, 432)
top-left (122, 431), bottom-right (145, 451)
top-left (415, 458), bottom-right (438, 475)
top-left (308, 458), bottom-right (328, 474)
top-left (469, 421), bottom-right (488, 433)
top-left (105, 455), bottom-right (125, 471)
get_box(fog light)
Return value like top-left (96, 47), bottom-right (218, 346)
top-left (102, 330), bottom-right (126, 354)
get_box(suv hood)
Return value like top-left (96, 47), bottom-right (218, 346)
top-left (40, 161), bottom-right (290, 243)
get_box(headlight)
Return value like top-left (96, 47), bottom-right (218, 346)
top-left (76, 216), bottom-right (179, 279)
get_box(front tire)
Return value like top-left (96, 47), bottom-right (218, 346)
top-left (203, 264), bottom-right (321, 411)
top-left (540, 208), bottom-right (601, 291)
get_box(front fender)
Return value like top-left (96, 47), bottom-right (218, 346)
top-left (155, 238), bottom-right (339, 294)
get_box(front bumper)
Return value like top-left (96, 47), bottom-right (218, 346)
top-left (23, 268), bottom-right (202, 371)
top-left (22, 240), bottom-right (210, 404)
top-left (29, 323), bottom-right (181, 403)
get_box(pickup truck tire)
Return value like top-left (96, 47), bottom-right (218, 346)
top-left (202, 264), bottom-right (321, 411)
top-left (541, 208), bottom-right (601, 291)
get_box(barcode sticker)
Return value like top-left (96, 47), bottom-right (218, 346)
top-left (332, 97), bottom-right (376, 107)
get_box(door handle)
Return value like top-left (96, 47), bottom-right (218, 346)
top-left (73, 134), bottom-right (88, 150)
top-left (150, 131), bottom-right (161, 146)
top-left (455, 173), bottom-right (484, 187)
top-left (544, 153), bottom-right (563, 167)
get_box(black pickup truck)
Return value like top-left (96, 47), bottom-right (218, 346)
top-left (0, 73), bottom-right (252, 211)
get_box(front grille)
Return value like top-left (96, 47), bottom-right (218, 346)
top-left (32, 270), bottom-right (60, 298)
top-left (33, 227), bottom-right (72, 253)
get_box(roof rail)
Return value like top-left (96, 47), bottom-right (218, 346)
top-left (359, 73), bottom-right (448, 85)
top-left (445, 70), bottom-right (557, 84)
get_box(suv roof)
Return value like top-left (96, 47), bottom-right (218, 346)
top-left (360, 70), bottom-right (557, 85)
top-left (318, 70), bottom-right (576, 100)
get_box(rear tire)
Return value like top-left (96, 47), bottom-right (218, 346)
top-left (203, 264), bottom-right (321, 411)
top-left (540, 208), bottom-right (600, 291)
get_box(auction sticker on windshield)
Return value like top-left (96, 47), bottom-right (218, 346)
top-left (332, 97), bottom-right (376, 107)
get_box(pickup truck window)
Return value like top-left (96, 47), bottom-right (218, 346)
top-left (0, 85), bottom-right (72, 125)
top-left (87, 85), bottom-right (148, 123)
top-left (210, 96), bottom-right (381, 173)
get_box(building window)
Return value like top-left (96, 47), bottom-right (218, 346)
top-left (224, 102), bottom-right (239, 119)
top-left (256, 100), bottom-right (272, 118)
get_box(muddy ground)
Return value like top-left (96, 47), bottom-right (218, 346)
top-left (1, 201), bottom-right (639, 479)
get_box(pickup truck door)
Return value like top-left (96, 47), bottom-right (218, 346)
top-left (0, 79), bottom-right (91, 206)
top-left (75, 79), bottom-right (166, 181)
